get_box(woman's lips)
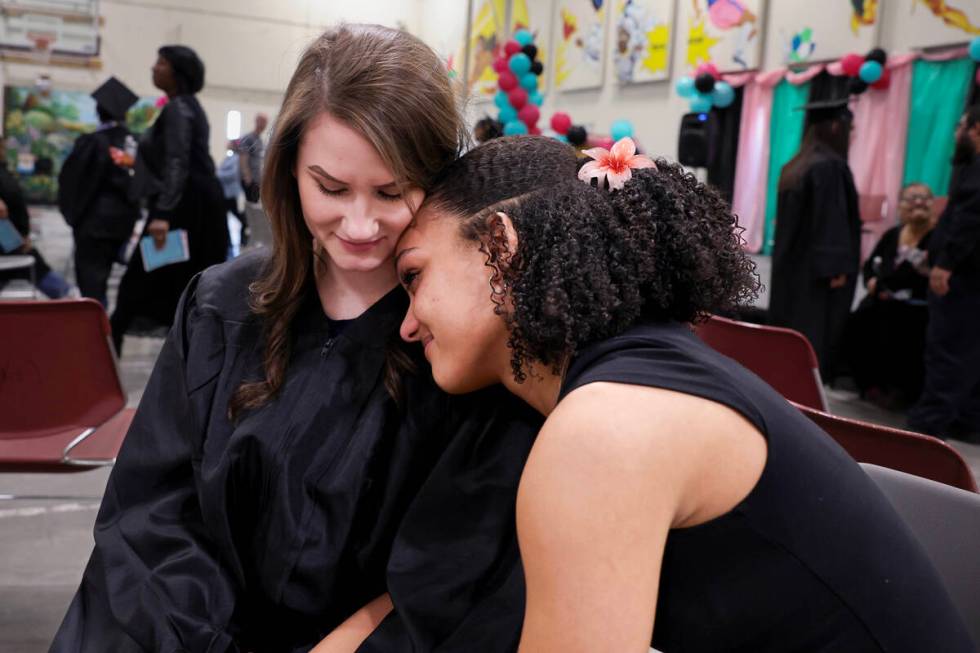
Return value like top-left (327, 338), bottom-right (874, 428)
top-left (337, 235), bottom-right (383, 253)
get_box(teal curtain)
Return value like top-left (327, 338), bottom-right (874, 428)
top-left (903, 58), bottom-right (975, 196)
top-left (763, 80), bottom-right (811, 255)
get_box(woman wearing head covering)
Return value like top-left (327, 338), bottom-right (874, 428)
top-left (109, 45), bottom-right (229, 353)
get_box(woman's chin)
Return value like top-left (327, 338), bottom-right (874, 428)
top-left (431, 364), bottom-right (491, 395)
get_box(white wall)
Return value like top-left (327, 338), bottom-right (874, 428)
top-left (0, 0), bottom-right (970, 167)
top-left (0, 0), bottom-right (423, 162)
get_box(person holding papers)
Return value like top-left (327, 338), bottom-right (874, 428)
top-left (109, 45), bottom-right (228, 353)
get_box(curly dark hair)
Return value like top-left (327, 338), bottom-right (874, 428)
top-left (424, 135), bottom-right (760, 382)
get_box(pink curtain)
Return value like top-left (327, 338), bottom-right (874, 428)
top-left (731, 70), bottom-right (785, 252)
top-left (847, 58), bottom-right (914, 260)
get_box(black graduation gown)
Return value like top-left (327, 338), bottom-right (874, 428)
top-left (58, 124), bottom-right (141, 301)
top-left (51, 251), bottom-right (540, 652)
top-left (842, 226), bottom-right (932, 402)
top-left (769, 144), bottom-right (861, 379)
top-left (111, 95), bottom-right (229, 342)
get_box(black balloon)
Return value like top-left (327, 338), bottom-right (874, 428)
top-left (522, 44), bottom-right (538, 60)
top-left (531, 61), bottom-right (543, 75)
top-left (694, 73), bottom-right (716, 94)
top-left (847, 77), bottom-right (869, 94)
top-left (567, 125), bottom-right (587, 146)
top-left (865, 48), bottom-right (887, 64)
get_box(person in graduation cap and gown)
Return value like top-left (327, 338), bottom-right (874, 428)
top-left (58, 77), bottom-right (141, 306)
top-left (109, 45), bottom-right (229, 353)
top-left (769, 97), bottom-right (862, 381)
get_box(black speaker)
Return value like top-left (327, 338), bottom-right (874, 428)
top-left (677, 112), bottom-right (714, 168)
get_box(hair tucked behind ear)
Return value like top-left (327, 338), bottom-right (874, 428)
top-left (424, 136), bottom-right (760, 382)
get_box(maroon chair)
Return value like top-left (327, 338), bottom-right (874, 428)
top-left (794, 402), bottom-right (978, 493)
top-left (0, 299), bottom-right (134, 480)
top-left (694, 315), bottom-right (828, 411)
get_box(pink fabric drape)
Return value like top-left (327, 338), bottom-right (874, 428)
top-left (848, 60), bottom-right (914, 260)
top-left (731, 73), bottom-right (782, 252)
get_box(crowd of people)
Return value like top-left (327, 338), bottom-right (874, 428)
top-left (769, 99), bottom-right (980, 443)
top-left (0, 20), bottom-right (973, 653)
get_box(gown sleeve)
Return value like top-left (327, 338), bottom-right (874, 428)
top-left (359, 386), bottom-right (541, 653)
top-left (49, 275), bottom-right (244, 653)
top-left (57, 133), bottom-right (104, 228)
top-left (807, 160), bottom-right (860, 281)
top-left (934, 166), bottom-right (980, 272)
top-left (151, 100), bottom-right (193, 221)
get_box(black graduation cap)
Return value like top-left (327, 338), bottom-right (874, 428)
top-left (91, 77), bottom-right (138, 121)
top-left (796, 96), bottom-right (853, 126)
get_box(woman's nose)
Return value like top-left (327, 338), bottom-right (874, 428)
top-left (400, 308), bottom-right (420, 343)
top-left (344, 199), bottom-right (380, 240)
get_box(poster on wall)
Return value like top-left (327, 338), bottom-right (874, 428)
top-left (888, 0), bottom-right (980, 50)
top-left (3, 85), bottom-right (159, 203)
top-left (467, 0), bottom-right (508, 100)
top-left (764, 0), bottom-right (879, 69)
top-left (419, 0), bottom-right (470, 87)
top-left (613, 0), bottom-right (675, 84)
top-left (553, 0), bottom-right (609, 92)
top-left (679, 0), bottom-right (766, 73)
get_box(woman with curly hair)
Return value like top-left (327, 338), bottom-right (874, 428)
top-left (394, 136), bottom-right (973, 652)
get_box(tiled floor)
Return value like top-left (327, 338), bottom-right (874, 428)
top-left (2, 208), bottom-right (978, 652)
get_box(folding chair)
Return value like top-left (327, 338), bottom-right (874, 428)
top-left (795, 402), bottom-right (977, 493)
top-left (694, 315), bottom-right (829, 410)
top-left (0, 299), bottom-right (134, 497)
top-left (861, 463), bottom-right (980, 648)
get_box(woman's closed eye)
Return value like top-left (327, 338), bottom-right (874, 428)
top-left (316, 183), bottom-right (402, 202)
top-left (399, 268), bottom-right (420, 291)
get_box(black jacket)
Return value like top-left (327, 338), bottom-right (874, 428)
top-left (51, 251), bottom-right (540, 652)
top-left (58, 124), bottom-right (140, 240)
top-left (930, 155), bottom-right (980, 290)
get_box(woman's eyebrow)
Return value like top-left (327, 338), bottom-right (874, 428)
top-left (394, 248), bottom-right (418, 266)
top-left (307, 165), bottom-right (345, 185)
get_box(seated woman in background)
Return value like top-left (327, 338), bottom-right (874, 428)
top-left (392, 136), bottom-right (973, 652)
top-left (843, 182), bottom-right (934, 408)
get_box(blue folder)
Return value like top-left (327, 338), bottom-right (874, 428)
top-left (140, 229), bottom-right (190, 272)
top-left (0, 218), bottom-right (24, 253)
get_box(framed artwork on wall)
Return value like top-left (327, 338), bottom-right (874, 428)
top-left (466, 0), bottom-right (509, 100)
top-left (886, 0), bottom-right (980, 50)
top-left (553, 0), bottom-right (609, 92)
top-left (679, 0), bottom-right (766, 73)
top-left (612, 0), bottom-right (676, 84)
top-left (764, 0), bottom-right (879, 69)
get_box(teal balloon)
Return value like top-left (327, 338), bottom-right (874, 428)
top-left (499, 105), bottom-right (518, 123)
top-left (610, 119), bottom-right (634, 141)
top-left (504, 120), bottom-right (528, 136)
top-left (509, 53), bottom-right (532, 75)
top-left (529, 90), bottom-right (544, 106)
top-left (690, 94), bottom-right (713, 113)
top-left (676, 76), bottom-right (696, 98)
top-left (970, 37), bottom-right (980, 62)
top-left (859, 60), bottom-right (883, 84)
top-left (711, 81), bottom-right (735, 108)
top-left (520, 72), bottom-right (538, 91)
top-left (514, 29), bottom-right (534, 47)
top-left (494, 90), bottom-right (510, 109)
top-left (554, 134), bottom-right (569, 143)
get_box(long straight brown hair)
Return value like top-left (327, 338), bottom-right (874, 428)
top-left (228, 24), bottom-right (466, 420)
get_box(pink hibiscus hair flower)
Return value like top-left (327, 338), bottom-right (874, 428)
top-left (577, 137), bottom-right (656, 191)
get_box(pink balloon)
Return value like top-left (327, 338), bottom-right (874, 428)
top-left (976, 68), bottom-right (980, 85)
top-left (529, 126), bottom-right (542, 135)
top-left (550, 111), bottom-right (572, 134)
top-left (695, 62), bottom-right (720, 80)
top-left (508, 88), bottom-right (528, 110)
top-left (519, 104), bottom-right (540, 127)
top-left (504, 40), bottom-right (522, 57)
top-left (498, 70), bottom-right (518, 91)
top-left (841, 53), bottom-right (864, 77)
top-left (492, 57), bottom-right (508, 74)
top-left (597, 136), bottom-right (614, 150)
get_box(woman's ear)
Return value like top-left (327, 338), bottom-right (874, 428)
top-left (491, 211), bottom-right (519, 260)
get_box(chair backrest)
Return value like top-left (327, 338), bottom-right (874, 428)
top-left (694, 315), bottom-right (828, 410)
top-left (861, 463), bottom-right (980, 648)
top-left (0, 300), bottom-right (125, 440)
top-left (795, 402), bottom-right (978, 492)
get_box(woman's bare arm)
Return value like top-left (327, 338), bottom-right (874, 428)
top-left (310, 594), bottom-right (393, 653)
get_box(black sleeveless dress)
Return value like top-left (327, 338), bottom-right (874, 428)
top-left (559, 321), bottom-right (974, 653)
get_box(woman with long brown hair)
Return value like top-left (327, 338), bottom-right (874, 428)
top-left (51, 25), bottom-right (540, 652)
